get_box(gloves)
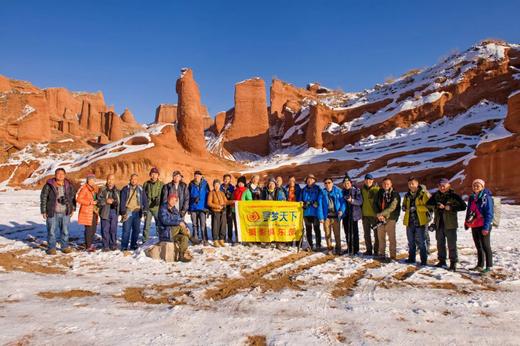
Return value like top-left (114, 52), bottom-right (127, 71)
top-left (482, 229), bottom-right (489, 236)
top-left (464, 224), bottom-right (469, 230)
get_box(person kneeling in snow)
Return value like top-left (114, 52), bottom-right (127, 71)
top-left (158, 193), bottom-right (192, 262)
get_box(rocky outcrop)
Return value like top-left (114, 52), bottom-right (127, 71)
top-left (214, 111), bottom-right (227, 134)
top-left (504, 92), bottom-right (520, 133)
top-left (270, 79), bottom-right (316, 122)
top-left (175, 68), bottom-right (207, 155)
top-left (223, 78), bottom-right (270, 156)
top-left (154, 104), bottom-right (177, 123)
top-left (121, 108), bottom-right (137, 124)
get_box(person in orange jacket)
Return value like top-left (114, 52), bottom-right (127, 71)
top-left (77, 174), bottom-right (99, 252)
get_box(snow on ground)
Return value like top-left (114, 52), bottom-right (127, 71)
top-left (1, 190), bottom-right (519, 345)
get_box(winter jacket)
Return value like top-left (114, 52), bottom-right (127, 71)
top-left (120, 184), bottom-right (149, 218)
top-left (143, 180), bottom-right (164, 212)
top-left (221, 183), bottom-right (235, 214)
top-left (361, 184), bottom-right (380, 217)
top-left (321, 186), bottom-right (345, 219)
top-left (97, 185), bottom-right (120, 220)
top-left (261, 187), bottom-right (286, 201)
top-left (207, 190), bottom-right (231, 213)
top-left (160, 181), bottom-right (189, 216)
top-left (465, 188), bottom-right (494, 231)
top-left (285, 184), bottom-right (302, 202)
top-left (242, 183), bottom-right (262, 201)
top-left (374, 188), bottom-right (401, 221)
top-left (157, 203), bottom-right (184, 242)
top-left (342, 186), bottom-right (363, 221)
top-left (301, 184), bottom-right (325, 220)
top-left (40, 178), bottom-right (76, 218)
top-left (427, 189), bottom-right (466, 230)
top-left (76, 184), bottom-right (99, 226)
top-left (188, 179), bottom-right (210, 212)
top-left (402, 185), bottom-right (431, 227)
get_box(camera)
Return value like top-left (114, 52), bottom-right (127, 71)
top-left (427, 224), bottom-right (437, 233)
top-left (149, 197), bottom-right (159, 209)
top-left (370, 220), bottom-right (386, 231)
top-left (466, 211), bottom-right (476, 224)
top-left (57, 196), bottom-right (68, 205)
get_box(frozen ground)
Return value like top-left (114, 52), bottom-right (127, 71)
top-left (0, 190), bottom-right (519, 345)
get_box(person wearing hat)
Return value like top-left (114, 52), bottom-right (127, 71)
top-left (301, 174), bottom-right (325, 251)
top-left (142, 167), bottom-right (164, 242)
top-left (361, 173), bottom-right (380, 256)
top-left (76, 173), bottom-right (100, 252)
top-left (208, 179), bottom-right (234, 247)
top-left (465, 179), bottom-right (494, 273)
top-left (188, 170), bottom-right (210, 245)
top-left (158, 193), bottom-right (191, 262)
top-left (40, 168), bottom-right (76, 255)
top-left (97, 174), bottom-right (120, 251)
top-left (221, 174), bottom-right (236, 244)
top-left (341, 176), bottom-right (363, 255)
top-left (427, 178), bottom-right (467, 271)
top-left (120, 173), bottom-right (149, 251)
top-left (261, 177), bottom-right (286, 201)
top-left (321, 177), bottom-right (345, 255)
top-left (374, 177), bottom-right (401, 260)
top-left (160, 170), bottom-right (190, 219)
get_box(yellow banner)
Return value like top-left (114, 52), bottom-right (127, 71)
top-left (235, 201), bottom-right (304, 242)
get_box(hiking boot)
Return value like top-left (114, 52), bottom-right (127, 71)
top-left (363, 251), bottom-right (373, 256)
top-left (202, 240), bottom-right (209, 246)
top-left (405, 259), bottom-right (415, 264)
top-left (190, 237), bottom-right (201, 245)
top-left (46, 248), bottom-right (57, 255)
top-left (420, 261), bottom-right (427, 266)
top-left (449, 262), bottom-right (457, 272)
top-left (471, 265), bottom-right (484, 272)
top-left (213, 241), bottom-right (221, 247)
top-left (334, 248), bottom-right (342, 256)
top-left (219, 240), bottom-right (226, 247)
top-left (62, 247), bottom-right (73, 254)
top-left (178, 256), bottom-right (192, 263)
top-left (102, 248), bottom-right (110, 252)
top-left (87, 245), bottom-right (96, 253)
top-left (435, 261), bottom-right (447, 268)
top-left (481, 267), bottom-right (492, 274)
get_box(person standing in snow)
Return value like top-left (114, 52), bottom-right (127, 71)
top-left (142, 167), bottom-right (164, 242)
top-left (40, 168), bottom-right (76, 255)
top-left (220, 174), bottom-right (236, 244)
top-left (208, 179), bottom-right (233, 247)
top-left (301, 174), bottom-right (325, 251)
top-left (158, 193), bottom-right (191, 262)
top-left (465, 179), bottom-right (494, 274)
top-left (322, 177), bottom-right (345, 255)
top-left (120, 174), bottom-right (148, 251)
top-left (374, 177), bottom-right (401, 260)
top-left (402, 177), bottom-right (430, 266)
top-left (188, 170), bottom-right (210, 245)
top-left (427, 178), bottom-right (467, 271)
top-left (341, 176), bottom-right (363, 255)
top-left (97, 174), bottom-right (120, 251)
top-left (231, 176), bottom-right (248, 246)
top-left (361, 173), bottom-right (380, 256)
top-left (76, 174), bottom-right (99, 252)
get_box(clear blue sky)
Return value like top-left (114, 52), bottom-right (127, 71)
top-left (1, 0), bottom-right (518, 123)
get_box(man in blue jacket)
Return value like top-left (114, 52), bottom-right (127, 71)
top-left (158, 193), bottom-right (191, 262)
top-left (322, 177), bottom-right (345, 255)
top-left (301, 174), bottom-right (325, 251)
top-left (188, 170), bottom-right (210, 245)
top-left (120, 173), bottom-right (149, 251)
top-left (220, 174), bottom-right (236, 244)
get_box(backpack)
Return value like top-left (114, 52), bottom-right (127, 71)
top-left (492, 196), bottom-right (501, 228)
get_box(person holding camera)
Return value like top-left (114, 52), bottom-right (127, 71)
top-left (97, 174), bottom-right (120, 251)
top-left (374, 177), bottom-right (401, 260)
top-left (188, 170), bottom-right (210, 245)
top-left (427, 178), bottom-right (466, 271)
top-left (120, 174), bottom-right (149, 251)
top-left (301, 174), bottom-right (325, 251)
top-left (158, 193), bottom-right (192, 262)
top-left (40, 168), bottom-right (76, 255)
top-left (341, 176), bottom-right (363, 256)
top-left (402, 177), bottom-right (430, 266)
top-left (76, 174), bottom-right (100, 252)
top-left (465, 179), bottom-right (494, 274)
top-left (142, 168), bottom-right (164, 242)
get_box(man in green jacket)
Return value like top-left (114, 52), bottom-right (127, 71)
top-left (374, 177), bottom-right (401, 260)
top-left (427, 178), bottom-right (467, 271)
top-left (361, 173), bottom-right (380, 256)
top-left (142, 167), bottom-right (164, 242)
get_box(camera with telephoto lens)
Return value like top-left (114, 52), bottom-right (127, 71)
top-left (57, 196), bottom-right (68, 205)
top-left (370, 220), bottom-right (387, 231)
top-left (466, 211), bottom-right (476, 224)
top-left (149, 197), bottom-right (159, 209)
top-left (427, 223), bottom-right (437, 233)
top-left (302, 201), bottom-right (310, 209)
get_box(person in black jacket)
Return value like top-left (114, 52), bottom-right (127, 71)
top-left (158, 193), bottom-right (191, 262)
top-left (160, 170), bottom-right (189, 217)
top-left (40, 168), bottom-right (76, 255)
top-left (374, 178), bottom-right (401, 260)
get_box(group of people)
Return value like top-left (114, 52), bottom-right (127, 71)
top-left (40, 167), bottom-right (496, 273)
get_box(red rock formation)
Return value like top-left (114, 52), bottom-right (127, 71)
top-left (154, 104), bottom-right (177, 123)
top-left (175, 68), bottom-right (207, 155)
top-left (121, 108), bottom-right (137, 124)
top-left (504, 92), bottom-right (520, 133)
top-left (214, 111), bottom-right (227, 134)
top-left (224, 78), bottom-right (270, 156)
top-left (270, 79), bottom-right (316, 122)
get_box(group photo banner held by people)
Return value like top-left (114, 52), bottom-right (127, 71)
top-left (235, 201), bottom-right (304, 243)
